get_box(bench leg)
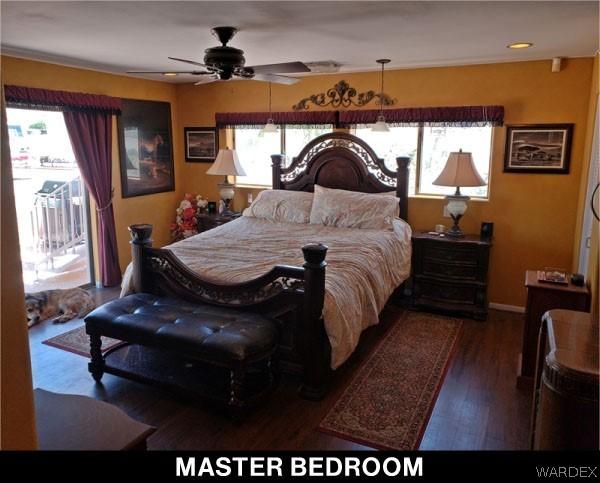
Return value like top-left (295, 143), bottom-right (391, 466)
top-left (88, 332), bottom-right (105, 382)
top-left (229, 367), bottom-right (245, 408)
top-left (268, 355), bottom-right (280, 386)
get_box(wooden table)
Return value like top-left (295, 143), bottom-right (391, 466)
top-left (518, 270), bottom-right (589, 389)
top-left (197, 212), bottom-right (240, 233)
top-left (34, 388), bottom-right (155, 450)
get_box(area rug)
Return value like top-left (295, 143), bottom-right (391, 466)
top-left (42, 326), bottom-right (124, 358)
top-left (319, 311), bottom-right (463, 450)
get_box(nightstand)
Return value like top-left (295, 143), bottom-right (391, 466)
top-left (410, 231), bottom-right (492, 320)
top-left (197, 212), bottom-right (240, 233)
top-left (517, 270), bottom-right (589, 389)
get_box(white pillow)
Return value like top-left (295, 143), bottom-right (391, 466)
top-left (242, 189), bottom-right (313, 224)
top-left (309, 185), bottom-right (399, 230)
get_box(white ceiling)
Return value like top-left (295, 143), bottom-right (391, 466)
top-left (1, 1), bottom-right (598, 83)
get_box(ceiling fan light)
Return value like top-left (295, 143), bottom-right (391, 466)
top-left (507, 42), bottom-right (533, 49)
top-left (261, 119), bottom-right (278, 134)
top-left (371, 115), bottom-right (390, 132)
top-left (162, 72), bottom-right (178, 76)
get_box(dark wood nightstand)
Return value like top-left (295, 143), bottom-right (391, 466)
top-left (197, 212), bottom-right (241, 233)
top-left (518, 270), bottom-right (589, 389)
top-left (410, 231), bottom-right (492, 321)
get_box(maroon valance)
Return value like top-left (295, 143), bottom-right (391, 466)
top-left (338, 105), bottom-right (504, 127)
top-left (4, 85), bottom-right (121, 114)
top-left (216, 110), bottom-right (337, 128)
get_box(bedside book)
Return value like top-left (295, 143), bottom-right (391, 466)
top-left (537, 269), bottom-right (568, 285)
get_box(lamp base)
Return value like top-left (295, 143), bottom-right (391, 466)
top-left (218, 179), bottom-right (236, 215)
top-left (220, 198), bottom-right (235, 217)
top-left (446, 214), bottom-right (465, 238)
top-left (444, 193), bottom-right (469, 238)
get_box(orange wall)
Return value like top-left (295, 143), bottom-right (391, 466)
top-left (177, 58), bottom-right (594, 307)
top-left (1, 56), bottom-right (184, 277)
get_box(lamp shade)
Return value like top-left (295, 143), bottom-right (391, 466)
top-left (261, 119), bottom-right (278, 134)
top-left (206, 148), bottom-right (247, 176)
top-left (371, 115), bottom-right (390, 132)
top-left (432, 150), bottom-right (486, 187)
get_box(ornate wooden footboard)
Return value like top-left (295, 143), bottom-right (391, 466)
top-left (128, 223), bottom-right (331, 400)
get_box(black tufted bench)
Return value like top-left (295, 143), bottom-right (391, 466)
top-left (84, 293), bottom-right (279, 408)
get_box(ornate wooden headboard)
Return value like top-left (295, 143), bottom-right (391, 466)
top-left (271, 132), bottom-right (410, 220)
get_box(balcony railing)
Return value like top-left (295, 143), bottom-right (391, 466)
top-left (30, 176), bottom-right (87, 271)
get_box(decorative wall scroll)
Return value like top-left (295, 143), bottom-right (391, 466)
top-left (292, 80), bottom-right (395, 111)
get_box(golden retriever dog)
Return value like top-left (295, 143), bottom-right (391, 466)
top-left (25, 288), bottom-right (96, 328)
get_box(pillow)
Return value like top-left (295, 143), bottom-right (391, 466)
top-left (309, 185), bottom-right (399, 230)
top-left (242, 189), bottom-right (313, 224)
top-left (377, 190), bottom-right (399, 197)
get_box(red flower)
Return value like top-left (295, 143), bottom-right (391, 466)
top-left (181, 221), bottom-right (195, 231)
top-left (183, 207), bottom-right (196, 219)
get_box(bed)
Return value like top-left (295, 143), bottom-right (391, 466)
top-left (124, 132), bottom-right (411, 399)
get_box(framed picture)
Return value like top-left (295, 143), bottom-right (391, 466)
top-left (503, 124), bottom-right (573, 174)
top-left (118, 99), bottom-right (175, 198)
top-left (184, 127), bottom-right (218, 162)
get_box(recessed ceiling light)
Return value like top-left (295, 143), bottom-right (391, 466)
top-left (163, 72), bottom-right (178, 76)
top-left (507, 42), bottom-right (533, 49)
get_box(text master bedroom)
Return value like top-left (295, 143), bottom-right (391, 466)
top-left (1, 0), bottom-right (598, 465)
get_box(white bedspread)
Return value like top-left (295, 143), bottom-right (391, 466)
top-left (121, 216), bottom-right (412, 369)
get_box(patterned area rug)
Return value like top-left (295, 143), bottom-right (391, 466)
top-left (319, 311), bottom-right (463, 450)
top-left (42, 326), bottom-right (124, 358)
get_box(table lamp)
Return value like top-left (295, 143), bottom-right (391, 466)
top-left (206, 148), bottom-right (246, 215)
top-left (432, 149), bottom-right (486, 237)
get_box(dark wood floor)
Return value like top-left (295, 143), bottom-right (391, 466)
top-left (28, 287), bottom-right (531, 450)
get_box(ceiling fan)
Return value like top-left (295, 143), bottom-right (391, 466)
top-left (127, 26), bottom-right (311, 85)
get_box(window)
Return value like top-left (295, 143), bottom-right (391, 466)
top-left (419, 126), bottom-right (492, 198)
top-left (6, 108), bottom-right (93, 292)
top-left (354, 125), bottom-right (493, 198)
top-left (283, 126), bottom-right (333, 161)
top-left (234, 125), bottom-right (332, 187)
top-left (353, 126), bottom-right (419, 195)
top-left (233, 128), bottom-right (281, 187)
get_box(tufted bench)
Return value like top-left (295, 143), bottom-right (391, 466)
top-left (84, 293), bottom-right (279, 408)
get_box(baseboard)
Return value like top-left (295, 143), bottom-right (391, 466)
top-left (489, 302), bottom-right (525, 314)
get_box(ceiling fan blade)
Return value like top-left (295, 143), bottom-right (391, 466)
top-left (194, 78), bottom-right (219, 86)
top-left (168, 56), bottom-right (214, 70)
top-left (251, 73), bottom-right (300, 85)
top-left (244, 61), bottom-right (311, 75)
top-left (127, 70), bottom-right (213, 75)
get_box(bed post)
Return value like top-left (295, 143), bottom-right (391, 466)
top-left (272, 154), bottom-right (284, 190)
top-left (128, 224), bottom-right (153, 293)
top-left (300, 242), bottom-right (330, 400)
top-left (396, 156), bottom-right (410, 221)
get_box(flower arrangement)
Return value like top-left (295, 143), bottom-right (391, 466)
top-left (171, 193), bottom-right (208, 240)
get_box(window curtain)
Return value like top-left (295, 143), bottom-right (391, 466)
top-left (216, 110), bottom-right (338, 128)
top-left (63, 110), bottom-right (121, 286)
top-left (4, 85), bottom-right (121, 113)
top-left (5, 85), bottom-right (122, 286)
top-left (338, 105), bottom-right (504, 127)
top-left (216, 105), bottom-right (503, 129)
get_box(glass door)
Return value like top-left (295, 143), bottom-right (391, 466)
top-left (7, 108), bottom-right (94, 292)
